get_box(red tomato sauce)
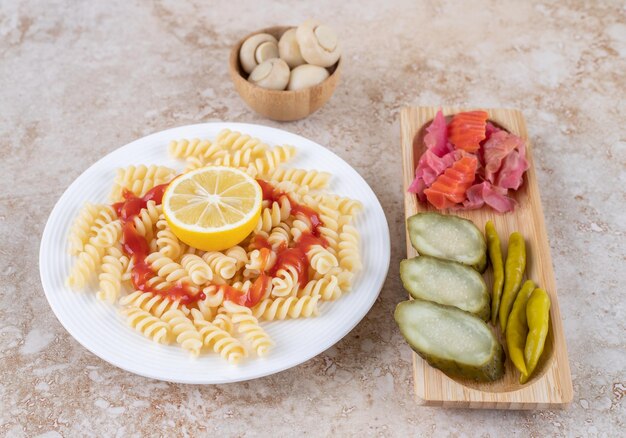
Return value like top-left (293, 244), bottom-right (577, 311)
top-left (255, 180), bottom-right (328, 289)
top-left (256, 179), bottom-right (324, 236)
top-left (221, 274), bottom-right (271, 308)
top-left (113, 184), bottom-right (205, 305)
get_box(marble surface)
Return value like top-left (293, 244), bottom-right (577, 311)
top-left (1, 0), bottom-right (624, 436)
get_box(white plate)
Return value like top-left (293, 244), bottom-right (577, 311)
top-left (39, 123), bottom-right (390, 384)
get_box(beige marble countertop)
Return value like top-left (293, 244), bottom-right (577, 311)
top-left (1, 0), bottom-right (625, 436)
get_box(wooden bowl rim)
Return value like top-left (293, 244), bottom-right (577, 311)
top-left (229, 25), bottom-right (342, 95)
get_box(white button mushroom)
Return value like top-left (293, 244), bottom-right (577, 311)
top-left (287, 64), bottom-right (330, 90)
top-left (296, 20), bottom-right (341, 67)
top-left (239, 33), bottom-right (279, 74)
top-left (278, 28), bottom-right (306, 69)
top-left (248, 58), bottom-right (290, 90)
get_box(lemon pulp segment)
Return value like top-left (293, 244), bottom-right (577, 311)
top-left (163, 166), bottom-right (262, 251)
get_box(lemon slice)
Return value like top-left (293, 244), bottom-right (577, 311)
top-left (163, 166), bottom-right (262, 251)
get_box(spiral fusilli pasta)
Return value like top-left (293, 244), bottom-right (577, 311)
top-left (252, 295), bottom-right (320, 321)
top-left (224, 301), bottom-right (273, 357)
top-left (215, 129), bottom-right (269, 156)
top-left (122, 307), bottom-right (171, 344)
top-left (224, 245), bottom-right (248, 270)
top-left (307, 244), bottom-right (339, 275)
top-left (337, 224), bottom-right (361, 272)
top-left (67, 203), bottom-right (109, 254)
top-left (168, 138), bottom-right (215, 159)
top-left (202, 252), bottom-right (237, 280)
top-left (314, 194), bottom-right (363, 216)
top-left (255, 197), bottom-right (291, 233)
top-left (271, 264), bottom-right (300, 297)
top-left (212, 310), bottom-right (235, 334)
top-left (97, 246), bottom-right (129, 303)
top-left (181, 254), bottom-right (213, 285)
top-left (132, 201), bottom-right (162, 241)
top-left (156, 217), bottom-right (185, 259)
top-left (245, 249), bottom-right (276, 275)
top-left (110, 165), bottom-right (175, 201)
top-left (67, 243), bottom-right (106, 289)
top-left (190, 309), bottom-right (247, 364)
top-left (120, 290), bottom-right (189, 317)
top-left (145, 252), bottom-right (190, 284)
top-left (299, 276), bottom-right (341, 301)
top-left (201, 285), bottom-right (225, 308)
top-left (160, 309), bottom-right (203, 356)
top-left (266, 167), bottom-right (331, 189)
top-left (290, 218), bottom-right (311, 242)
top-left (247, 145), bottom-right (296, 176)
top-left (91, 220), bottom-right (122, 249)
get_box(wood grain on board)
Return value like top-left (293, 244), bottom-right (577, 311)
top-left (400, 107), bottom-right (573, 409)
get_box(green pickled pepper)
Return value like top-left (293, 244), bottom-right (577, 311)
top-left (499, 232), bottom-right (526, 332)
top-left (505, 280), bottom-right (535, 376)
top-left (520, 288), bottom-right (551, 384)
top-left (485, 221), bottom-right (504, 325)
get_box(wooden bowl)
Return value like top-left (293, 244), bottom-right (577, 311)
top-left (229, 26), bottom-right (342, 122)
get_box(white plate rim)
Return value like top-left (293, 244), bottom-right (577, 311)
top-left (39, 122), bottom-right (390, 384)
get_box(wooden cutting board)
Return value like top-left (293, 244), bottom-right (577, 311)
top-left (400, 107), bottom-right (573, 409)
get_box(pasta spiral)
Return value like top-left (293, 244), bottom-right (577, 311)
top-left (254, 197), bottom-right (291, 233)
top-left (143, 275), bottom-right (172, 292)
top-left (215, 129), bottom-right (268, 156)
top-left (252, 295), bottom-right (320, 321)
top-left (168, 138), bottom-right (214, 159)
top-left (121, 307), bottom-right (170, 344)
top-left (145, 252), bottom-right (189, 283)
top-left (268, 223), bottom-right (291, 249)
top-left (224, 245), bottom-right (248, 270)
top-left (190, 309), bottom-right (247, 364)
top-left (67, 203), bottom-right (109, 254)
top-left (91, 220), bottom-right (122, 249)
top-left (89, 206), bottom-right (117, 235)
top-left (181, 254), bottom-right (213, 285)
top-left (338, 225), bottom-right (361, 272)
top-left (213, 148), bottom-right (258, 169)
top-left (299, 276), bottom-right (341, 301)
top-left (307, 244), bottom-right (339, 275)
top-left (266, 167), bottom-right (331, 189)
top-left (231, 280), bottom-right (253, 293)
top-left (224, 301), bottom-right (273, 357)
top-left (97, 246), bottom-right (129, 303)
top-left (321, 267), bottom-right (355, 292)
top-left (212, 311), bottom-right (234, 334)
top-left (247, 145), bottom-right (296, 176)
top-left (160, 309), bottom-right (203, 356)
top-left (318, 226), bottom-right (339, 256)
top-left (314, 194), bottom-right (362, 216)
top-left (201, 285), bottom-right (225, 308)
top-left (290, 218), bottom-right (311, 242)
top-left (132, 201), bottom-right (162, 241)
top-left (271, 265), bottom-right (300, 297)
top-left (202, 252), bottom-right (237, 280)
top-left (245, 249), bottom-right (276, 275)
top-left (110, 165), bottom-right (175, 201)
top-left (67, 243), bottom-right (106, 289)
top-left (121, 307), bottom-right (171, 344)
top-left (184, 156), bottom-right (206, 172)
top-left (155, 218), bottom-right (184, 259)
top-left (119, 291), bottom-right (189, 317)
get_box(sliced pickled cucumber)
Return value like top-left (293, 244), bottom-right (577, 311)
top-left (407, 212), bottom-right (487, 272)
top-left (400, 256), bottom-right (490, 320)
top-left (394, 299), bottom-right (504, 382)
